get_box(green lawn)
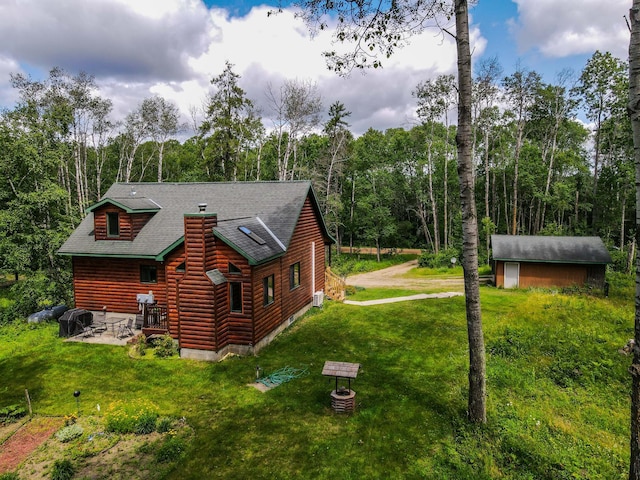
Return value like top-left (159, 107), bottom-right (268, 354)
top-left (0, 281), bottom-right (634, 479)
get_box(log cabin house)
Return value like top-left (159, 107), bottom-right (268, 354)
top-left (491, 235), bottom-right (612, 290)
top-left (58, 181), bottom-right (334, 361)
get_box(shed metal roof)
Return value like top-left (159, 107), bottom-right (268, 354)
top-left (58, 181), bottom-right (332, 264)
top-left (491, 235), bottom-right (612, 264)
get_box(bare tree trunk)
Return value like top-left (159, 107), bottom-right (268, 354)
top-left (256, 141), bottom-right (263, 181)
top-left (629, 2), bottom-right (640, 477)
top-left (484, 129), bottom-right (491, 220)
top-left (503, 170), bottom-right (510, 234)
top-left (455, 0), bottom-right (486, 423)
top-left (426, 144), bottom-right (440, 253)
top-left (622, 196), bottom-right (627, 250)
top-left (511, 127), bottom-right (523, 235)
top-left (484, 130), bottom-right (491, 264)
top-left (417, 201), bottom-right (435, 251)
top-left (157, 141), bottom-right (165, 182)
top-left (349, 176), bottom-right (356, 253)
top-left (444, 149), bottom-right (449, 248)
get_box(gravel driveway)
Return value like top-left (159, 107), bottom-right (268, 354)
top-left (345, 260), bottom-right (465, 291)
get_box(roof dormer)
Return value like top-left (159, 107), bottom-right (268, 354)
top-left (88, 197), bottom-right (161, 241)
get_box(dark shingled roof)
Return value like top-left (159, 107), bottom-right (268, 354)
top-left (58, 181), bottom-right (331, 265)
top-left (86, 196), bottom-right (162, 213)
top-left (491, 235), bottom-right (612, 264)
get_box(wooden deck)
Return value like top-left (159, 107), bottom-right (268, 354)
top-left (140, 304), bottom-right (169, 337)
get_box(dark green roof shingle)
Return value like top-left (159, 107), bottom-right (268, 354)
top-left (491, 235), bottom-right (612, 264)
top-left (59, 181), bottom-right (330, 264)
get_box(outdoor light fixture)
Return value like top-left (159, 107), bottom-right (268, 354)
top-left (73, 390), bottom-right (81, 416)
top-left (256, 365), bottom-right (261, 379)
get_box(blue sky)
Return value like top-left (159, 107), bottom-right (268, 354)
top-left (0, 0), bottom-right (629, 136)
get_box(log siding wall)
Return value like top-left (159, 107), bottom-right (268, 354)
top-left (93, 206), bottom-right (154, 241)
top-left (213, 244), bottom-right (253, 350)
top-left (73, 257), bottom-right (167, 313)
top-left (252, 197), bottom-right (326, 346)
top-left (178, 214), bottom-right (218, 351)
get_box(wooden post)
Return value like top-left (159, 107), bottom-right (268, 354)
top-left (25, 389), bottom-right (32, 416)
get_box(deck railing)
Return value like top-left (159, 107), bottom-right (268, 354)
top-left (143, 304), bottom-right (168, 330)
top-left (325, 267), bottom-right (345, 301)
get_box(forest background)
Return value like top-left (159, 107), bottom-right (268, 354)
top-left (0, 49), bottom-right (630, 320)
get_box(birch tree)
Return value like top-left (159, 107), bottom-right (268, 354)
top-left (140, 96), bottom-right (180, 182)
top-left (628, 2), bottom-right (640, 477)
top-left (266, 78), bottom-right (322, 180)
top-left (502, 66), bottom-right (541, 234)
top-left (414, 74), bottom-right (457, 251)
top-left (290, 0), bottom-right (486, 423)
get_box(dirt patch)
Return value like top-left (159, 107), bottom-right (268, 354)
top-left (0, 416), bottom-right (64, 474)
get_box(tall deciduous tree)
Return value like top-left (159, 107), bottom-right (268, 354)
top-left (291, 0), bottom-right (486, 422)
top-left (529, 72), bottom-right (579, 233)
top-left (628, 2), bottom-right (640, 478)
top-left (415, 74), bottom-right (457, 250)
top-left (577, 50), bottom-right (628, 233)
top-left (473, 57), bottom-right (502, 261)
top-left (140, 96), bottom-right (181, 182)
top-left (266, 78), bottom-right (322, 180)
top-left (502, 66), bottom-right (541, 234)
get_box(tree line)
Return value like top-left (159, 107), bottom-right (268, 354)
top-left (0, 50), bottom-right (630, 312)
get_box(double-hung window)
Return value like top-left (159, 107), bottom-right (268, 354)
top-left (140, 265), bottom-right (157, 283)
top-left (263, 275), bottom-right (274, 306)
top-left (289, 262), bottom-right (300, 290)
top-left (230, 282), bottom-right (243, 313)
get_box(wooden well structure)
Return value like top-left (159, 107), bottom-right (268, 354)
top-left (322, 361), bottom-right (360, 413)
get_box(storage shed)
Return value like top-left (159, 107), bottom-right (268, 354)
top-left (491, 235), bottom-right (612, 289)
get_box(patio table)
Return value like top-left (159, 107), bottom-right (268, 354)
top-left (102, 317), bottom-right (126, 336)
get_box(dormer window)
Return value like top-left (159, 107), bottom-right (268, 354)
top-left (107, 212), bottom-right (120, 237)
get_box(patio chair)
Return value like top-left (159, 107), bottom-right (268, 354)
top-left (117, 318), bottom-right (135, 338)
top-left (90, 320), bottom-right (107, 336)
top-left (75, 319), bottom-right (95, 340)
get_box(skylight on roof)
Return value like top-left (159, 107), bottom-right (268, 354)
top-left (238, 226), bottom-right (266, 245)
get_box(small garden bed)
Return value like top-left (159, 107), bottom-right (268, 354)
top-left (0, 407), bottom-right (192, 479)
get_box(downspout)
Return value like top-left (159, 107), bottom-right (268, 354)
top-left (251, 268), bottom-right (255, 349)
top-left (176, 278), bottom-right (181, 347)
top-left (311, 241), bottom-right (316, 293)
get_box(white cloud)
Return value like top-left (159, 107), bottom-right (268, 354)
top-left (511, 0), bottom-right (629, 60)
top-left (0, 0), bottom-right (620, 137)
top-left (0, 55), bottom-right (21, 104)
top-left (0, 0), bottom-right (213, 81)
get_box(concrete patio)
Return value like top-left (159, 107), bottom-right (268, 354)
top-left (64, 311), bottom-right (140, 346)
